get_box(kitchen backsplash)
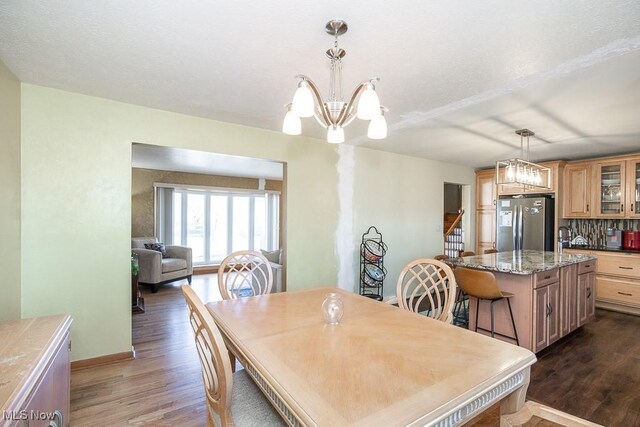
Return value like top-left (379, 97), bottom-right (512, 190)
top-left (566, 219), bottom-right (640, 247)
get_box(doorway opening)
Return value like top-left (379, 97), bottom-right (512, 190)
top-left (443, 183), bottom-right (470, 258)
top-left (130, 143), bottom-right (287, 312)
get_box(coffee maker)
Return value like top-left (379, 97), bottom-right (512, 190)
top-left (607, 227), bottom-right (623, 249)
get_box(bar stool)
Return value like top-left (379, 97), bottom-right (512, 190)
top-left (453, 267), bottom-right (519, 346)
top-left (484, 248), bottom-right (498, 254)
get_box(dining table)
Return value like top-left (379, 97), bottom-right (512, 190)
top-left (206, 287), bottom-right (537, 427)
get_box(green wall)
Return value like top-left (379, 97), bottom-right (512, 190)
top-left (0, 60), bottom-right (21, 322)
top-left (20, 84), bottom-right (475, 361)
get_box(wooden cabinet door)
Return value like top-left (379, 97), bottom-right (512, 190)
top-left (23, 331), bottom-right (70, 427)
top-left (562, 163), bottom-right (591, 218)
top-left (578, 272), bottom-right (596, 325)
top-left (476, 170), bottom-right (496, 210)
top-left (476, 209), bottom-right (496, 253)
top-left (559, 265), bottom-right (577, 337)
top-left (626, 157), bottom-right (640, 218)
top-left (547, 282), bottom-right (561, 346)
top-left (585, 272), bottom-right (596, 321)
top-left (594, 160), bottom-right (626, 218)
top-left (533, 286), bottom-right (549, 353)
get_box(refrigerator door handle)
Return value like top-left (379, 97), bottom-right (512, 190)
top-left (518, 205), bottom-right (524, 251)
top-left (512, 206), bottom-right (518, 251)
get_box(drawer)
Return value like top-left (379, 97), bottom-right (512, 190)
top-left (596, 276), bottom-right (640, 307)
top-left (578, 260), bottom-right (596, 275)
top-left (595, 252), bottom-right (640, 278)
top-left (534, 268), bottom-right (559, 288)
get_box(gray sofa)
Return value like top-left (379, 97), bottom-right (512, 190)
top-left (259, 249), bottom-right (283, 293)
top-left (131, 237), bottom-right (193, 293)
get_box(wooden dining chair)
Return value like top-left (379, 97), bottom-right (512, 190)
top-left (218, 250), bottom-right (273, 300)
top-left (433, 254), bottom-right (449, 261)
top-left (454, 267), bottom-right (519, 345)
top-left (484, 248), bottom-right (498, 254)
top-left (395, 258), bottom-right (457, 323)
top-left (181, 285), bottom-right (285, 427)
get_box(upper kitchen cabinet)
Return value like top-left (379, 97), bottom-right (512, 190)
top-left (627, 157), bottom-right (640, 219)
top-left (594, 159), bottom-right (626, 218)
top-left (563, 163), bottom-right (592, 218)
top-left (594, 156), bottom-right (640, 219)
top-left (475, 169), bottom-right (497, 253)
top-left (563, 154), bottom-right (640, 219)
top-left (476, 169), bottom-right (496, 210)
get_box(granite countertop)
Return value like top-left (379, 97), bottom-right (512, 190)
top-left (564, 246), bottom-right (640, 255)
top-left (445, 250), bottom-right (597, 275)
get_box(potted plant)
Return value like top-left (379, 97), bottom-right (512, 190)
top-left (131, 252), bottom-right (144, 313)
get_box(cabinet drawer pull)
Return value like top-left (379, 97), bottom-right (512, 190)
top-left (584, 265), bottom-right (590, 268)
top-left (587, 288), bottom-right (591, 299)
top-left (587, 203), bottom-right (589, 212)
top-left (617, 292), bottom-right (633, 297)
top-left (544, 275), bottom-right (551, 280)
top-left (618, 266), bottom-right (633, 270)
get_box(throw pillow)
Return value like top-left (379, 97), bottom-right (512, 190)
top-left (260, 249), bottom-right (281, 264)
top-left (145, 242), bottom-right (169, 258)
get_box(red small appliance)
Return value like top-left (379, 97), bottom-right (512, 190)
top-left (622, 231), bottom-right (640, 250)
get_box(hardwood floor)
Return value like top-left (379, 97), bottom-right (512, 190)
top-left (71, 279), bottom-right (640, 426)
top-left (70, 276), bottom-right (220, 426)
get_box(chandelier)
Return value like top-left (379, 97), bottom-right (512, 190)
top-left (495, 129), bottom-right (551, 190)
top-left (282, 20), bottom-right (387, 144)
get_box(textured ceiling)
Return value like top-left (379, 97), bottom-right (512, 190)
top-left (1, 1), bottom-right (639, 167)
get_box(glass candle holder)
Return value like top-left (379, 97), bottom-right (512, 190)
top-left (322, 293), bottom-right (344, 325)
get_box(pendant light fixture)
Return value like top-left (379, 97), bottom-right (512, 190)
top-left (496, 129), bottom-right (551, 190)
top-left (282, 20), bottom-right (388, 143)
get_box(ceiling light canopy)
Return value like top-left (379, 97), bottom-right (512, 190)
top-left (282, 20), bottom-right (388, 143)
top-left (496, 129), bottom-right (551, 190)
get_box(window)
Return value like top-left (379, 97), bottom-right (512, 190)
top-left (157, 185), bottom-right (280, 265)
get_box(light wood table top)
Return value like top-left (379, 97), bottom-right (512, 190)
top-left (207, 288), bottom-right (536, 427)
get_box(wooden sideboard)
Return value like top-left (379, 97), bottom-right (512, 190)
top-left (0, 315), bottom-right (72, 427)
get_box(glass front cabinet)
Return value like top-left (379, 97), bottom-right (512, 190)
top-left (627, 157), bottom-right (640, 218)
top-left (594, 157), bottom-right (640, 218)
top-left (595, 160), bottom-right (626, 218)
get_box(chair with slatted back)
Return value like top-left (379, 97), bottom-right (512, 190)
top-left (395, 258), bottom-right (457, 323)
top-left (453, 267), bottom-right (519, 345)
top-left (181, 285), bottom-right (285, 427)
top-left (218, 250), bottom-right (273, 300)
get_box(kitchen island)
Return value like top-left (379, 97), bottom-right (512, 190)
top-left (446, 250), bottom-right (597, 352)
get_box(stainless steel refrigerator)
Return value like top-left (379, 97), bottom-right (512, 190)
top-left (496, 196), bottom-right (555, 252)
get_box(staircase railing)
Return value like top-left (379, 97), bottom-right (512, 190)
top-left (444, 210), bottom-right (464, 238)
top-left (443, 210), bottom-right (464, 257)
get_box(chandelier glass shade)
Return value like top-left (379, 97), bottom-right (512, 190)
top-left (282, 20), bottom-right (387, 143)
top-left (495, 129), bottom-right (551, 190)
